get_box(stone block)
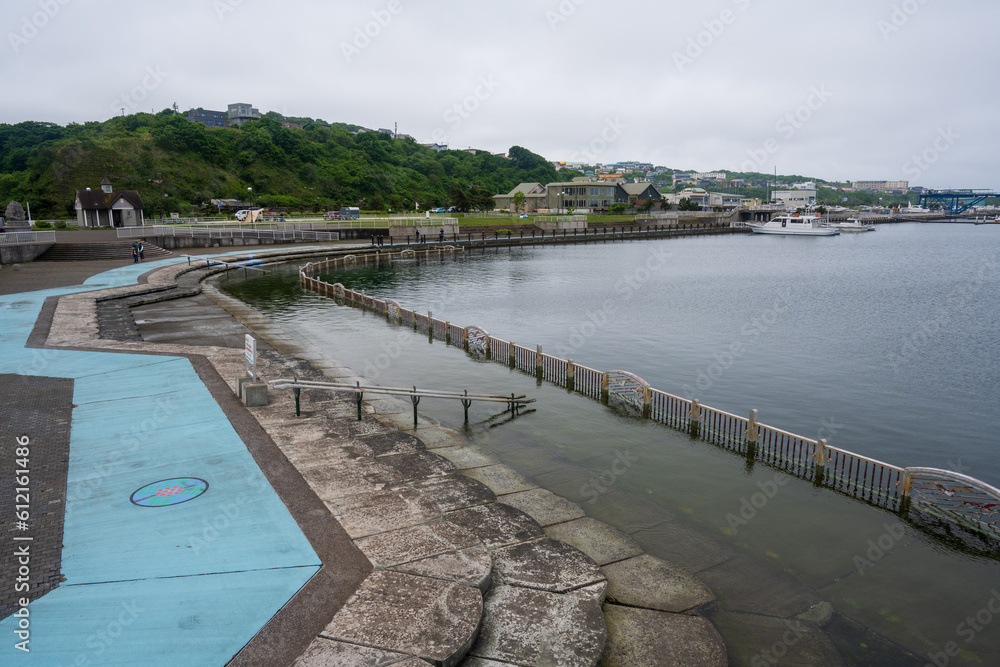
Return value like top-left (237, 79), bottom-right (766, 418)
top-left (601, 604), bottom-right (727, 667)
top-left (323, 570), bottom-right (482, 667)
top-left (469, 585), bottom-right (606, 666)
top-left (446, 503), bottom-right (544, 550)
top-left (462, 464), bottom-right (537, 496)
top-left (236, 375), bottom-right (253, 397)
top-left (602, 554), bottom-right (715, 613)
top-left (545, 518), bottom-right (642, 567)
top-left (242, 381), bottom-right (269, 407)
top-left (490, 537), bottom-right (605, 594)
top-left (499, 488), bottom-right (586, 527)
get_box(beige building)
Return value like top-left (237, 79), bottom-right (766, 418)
top-left (493, 183), bottom-right (548, 213)
top-left (852, 180), bottom-right (908, 192)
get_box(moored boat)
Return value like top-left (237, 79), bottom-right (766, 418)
top-left (835, 218), bottom-right (877, 232)
top-left (749, 214), bottom-right (839, 236)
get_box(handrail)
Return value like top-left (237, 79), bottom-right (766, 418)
top-left (0, 231), bottom-right (56, 245)
top-left (268, 378), bottom-right (534, 425)
top-left (181, 255), bottom-right (267, 272)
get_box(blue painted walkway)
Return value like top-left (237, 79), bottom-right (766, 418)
top-left (1, 257), bottom-right (321, 665)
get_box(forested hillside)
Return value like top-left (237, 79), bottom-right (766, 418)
top-left (0, 111), bottom-right (572, 218)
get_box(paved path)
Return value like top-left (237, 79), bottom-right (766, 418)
top-left (0, 257), bottom-right (321, 665)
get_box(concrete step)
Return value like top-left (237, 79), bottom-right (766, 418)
top-left (35, 241), bottom-right (171, 261)
top-left (250, 354), bottom-right (614, 667)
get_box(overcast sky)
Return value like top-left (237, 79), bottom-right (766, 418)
top-left (4, 0), bottom-right (998, 188)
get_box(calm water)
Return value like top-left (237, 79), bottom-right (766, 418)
top-left (221, 223), bottom-right (1000, 665)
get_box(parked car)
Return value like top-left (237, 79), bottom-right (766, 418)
top-left (430, 207), bottom-right (446, 213)
top-left (323, 211), bottom-right (342, 220)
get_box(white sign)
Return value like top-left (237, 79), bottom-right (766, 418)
top-left (245, 334), bottom-right (257, 381)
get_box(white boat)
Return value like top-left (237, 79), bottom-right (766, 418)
top-left (749, 214), bottom-right (839, 236)
top-left (902, 202), bottom-right (932, 214)
top-left (834, 218), bottom-right (876, 232)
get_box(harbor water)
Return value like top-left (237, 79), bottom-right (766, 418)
top-left (220, 222), bottom-right (1000, 665)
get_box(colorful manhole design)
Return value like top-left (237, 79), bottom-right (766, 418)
top-left (131, 478), bottom-right (209, 507)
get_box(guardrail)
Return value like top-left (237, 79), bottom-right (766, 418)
top-left (116, 225), bottom-right (338, 241)
top-left (269, 378), bottom-right (533, 425)
top-left (0, 231), bottom-right (56, 245)
top-left (297, 255), bottom-right (1000, 543)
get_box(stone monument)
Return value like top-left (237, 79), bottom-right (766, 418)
top-left (4, 201), bottom-right (30, 230)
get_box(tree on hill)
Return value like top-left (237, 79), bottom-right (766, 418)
top-left (0, 116), bottom-right (574, 218)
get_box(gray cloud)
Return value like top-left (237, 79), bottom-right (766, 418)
top-left (3, 0), bottom-right (997, 188)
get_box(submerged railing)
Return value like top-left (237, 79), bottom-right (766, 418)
top-left (299, 253), bottom-right (1000, 543)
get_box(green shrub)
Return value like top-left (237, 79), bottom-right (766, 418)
top-left (33, 221), bottom-right (51, 229)
top-left (54, 220), bottom-right (67, 229)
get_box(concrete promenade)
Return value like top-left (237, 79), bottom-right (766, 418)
top-left (0, 244), bottom-right (732, 665)
top-left (0, 254), bottom-right (342, 664)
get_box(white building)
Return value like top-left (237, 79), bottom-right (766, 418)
top-left (772, 189), bottom-right (817, 210)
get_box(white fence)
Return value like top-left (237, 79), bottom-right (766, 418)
top-left (116, 226), bottom-right (338, 242)
top-left (0, 231), bottom-right (56, 245)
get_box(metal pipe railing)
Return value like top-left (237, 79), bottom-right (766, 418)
top-left (270, 378), bottom-right (534, 426)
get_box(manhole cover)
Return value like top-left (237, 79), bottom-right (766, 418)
top-left (130, 478), bottom-right (209, 507)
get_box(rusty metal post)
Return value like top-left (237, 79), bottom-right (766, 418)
top-left (535, 345), bottom-right (543, 379)
top-left (566, 359), bottom-right (575, 392)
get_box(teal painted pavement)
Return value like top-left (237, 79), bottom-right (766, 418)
top-left (0, 257), bottom-right (322, 664)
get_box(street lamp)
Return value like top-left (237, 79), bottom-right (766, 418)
top-left (247, 187), bottom-right (254, 225)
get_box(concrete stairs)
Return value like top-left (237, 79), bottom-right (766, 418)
top-left (35, 241), bottom-right (171, 261)
top-left (245, 353), bottom-right (728, 667)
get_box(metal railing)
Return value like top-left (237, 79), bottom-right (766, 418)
top-left (0, 231), bottom-right (56, 245)
top-left (298, 254), bottom-right (1000, 542)
top-left (117, 225), bottom-right (338, 241)
top-left (269, 378), bottom-right (533, 425)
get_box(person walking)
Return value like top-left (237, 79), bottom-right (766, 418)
top-left (131, 241), bottom-right (139, 263)
top-left (138, 241), bottom-right (145, 261)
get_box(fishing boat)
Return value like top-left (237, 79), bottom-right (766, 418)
top-left (834, 218), bottom-right (877, 232)
top-left (749, 214), bottom-right (839, 236)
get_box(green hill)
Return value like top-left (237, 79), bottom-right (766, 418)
top-left (0, 111), bottom-right (575, 219)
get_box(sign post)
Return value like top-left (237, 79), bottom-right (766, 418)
top-left (245, 334), bottom-right (257, 382)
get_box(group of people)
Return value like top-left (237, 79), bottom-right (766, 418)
top-left (130, 241), bottom-right (145, 263)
